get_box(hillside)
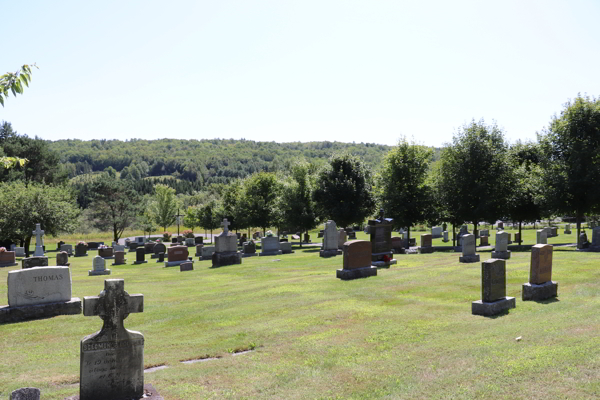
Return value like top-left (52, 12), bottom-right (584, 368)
top-left (49, 139), bottom-right (394, 185)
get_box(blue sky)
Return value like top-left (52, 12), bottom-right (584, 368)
top-left (2, 0), bottom-right (600, 147)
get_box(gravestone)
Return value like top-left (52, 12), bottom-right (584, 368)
top-left (128, 243), bottom-right (139, 253)
top-left (431, 226), bottom-right (442, 238)
top-left (480, 229), bottom-right (489, 237)
top-left (317, 230), bottom-right (324, 238)
top-left (157, 252), bottom-right (165, 262)
top-left (56, 251), bottom-right (70, 267)
top-left (491, 231), bottom-right (511, 259)
top-left (98, 247), bottom-right (114, 259)
top-left (442, 231), bottom-right (449, 243)
top-left (347, 231), bottom-right (356, 240)
top-left (180, 262), bottom-right (193, 272)
top-left (579, 231), bottom-right (588, 249)
top-left (480, 236), bottom-right (489, 246)
top-left (212, 219), bottom-right (241, 267)
top-left (194, 236), bottom-right (203, 245)
top-left (10, 387), bottom-right (40, 400)
top-left (135, 236), bottom-right (145, 244)
top-left (337, 229), bottom-right (347, 250)
top-left (514, 232), bottom-right (521, 243)
top-left (171, 238), bottom-right (178, 244)
top-left (471, 259), bottom-right (516, 316)
top-left (57, 241), bottom-right (65, 251)
top-left (112, 251), bottom-right (126, 266)
top-left (506, 232), bottom-right (512, 244)
top-left (536, 229), bottom-right (547, 244)
top-left (21, 256), bottom-right (48, 269)
top-left (304, 233), bottom-right (310, 242)
top-left (32, 224), bottom-right (45, 257)
top-left (336, 240), bottom-right (377, 280)
top-left (0, 250), bottom-right (18, 267)
top-left (242, 241), bottom-right (256, 257)
top-left (457, 225), bottom-right (470, 243)
top-left (368, 209), bottom-right (396, 266)
top-left (320, 221), bottom-right (341, 258)
top-left (113, 244), bottom-right (125, 253)
top-left (259, 236), bottom-right (282, 257)
top-left (151, 243), bottom-right (166, 259)
top-left (60, 244), bottom-right (74, 256)
top-left (589, 227), bottom-right (600, 252)
top-left (185, 238), bottom-right (195, 247)
top-left (497, 222), bottom-right (504, 229)
top-left (564, 224), bottom-right (571, 234)
top-left (419, 234), bottom-right (434, 254)
top-left (523, 244), bottom-right (558, 301)
top-left (133, 247), bottom-right (147, 265)
top-left (280, 242), bottom-right (294, 254)
top-left (391, 237), bottom-right (404, 254)
top-left (459, 234), bottom-right (479, 263)
top-left (87, 242), bottom-right (104, 250)
top-left (0, 266), bottom-right (81, 323)
top-left (550, 227), bottom-right (558, 238)
top-left (144, 242), bottom-right (156, 254)
top-left (165, 245), bottom-right (190, 267)
top-left (89, 255), bottom-right (111, 276)
top-left (15, 247), bottom-right (26, 257)
top-left (201, 246), bottom-right (215, 260)
top-left (79, 279), bottom-right (159, 400)
top-left (239, 234), bottom-right (247, 247)
top-left (195, 244), bottom-right (204, 257)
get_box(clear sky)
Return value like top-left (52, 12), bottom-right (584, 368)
top-left (2, 0), bottom-right (600, 147)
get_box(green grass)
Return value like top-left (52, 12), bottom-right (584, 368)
top-left (1, 237), bottom-right (598, 399)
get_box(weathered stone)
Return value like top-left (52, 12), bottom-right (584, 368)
top-left (165, 245), bottom-right (189, 267)
top-left (21, 256), bottom-right (48, 269)
top-left (514, 232), bottom-right (521, 243)
top-left (89, 255), bottom-right (111, 276)
top-left (471, 297), bottom-right (516, 316)
top-left (459, 234), bottom-right (479, 263)
top-left (194, 244), bottom-right (204, 256)
top-left (8, 266), bottom-right (73, 307)
top-left (491, 231), bottom-right (511, 259)
top-left (80, 279), bottom-right (144, 400)
top-left (144, 242), bottom-right (156, 254)
top-left (56, 251), bottom-right (70, 266)
top-left (368, 210), bottom-right (394, 262)
top-left (480, 236), bottom-right (489, 246)
top-left (480, 229), bottom-right (489, 237)
top-left (280, 242), bottom-right (294, 254)
top-left (0, 250), bottom-right (18, 267)
top-left (589, 227), bottom-right (600, 251)
top-left (242, 241), bottom-right (257, 257)
top-left (75, 244), bottom-right (88, 257)
top-left (112, 251), bottom-right (126, 266)
top-left (133, 247), bottom-right (147, 265)
top-left (215, 234), bottom-right (237, 253)
top-left (10, 387), bottom-right (40, 400)
top-left (259, 236), bottom-right (282, 256)
top-left (60, 244), bottom-right (74, 256)
top-left (431, 226), bottom-right (442, 238)
top-left (564, 224), bottom-right (571, 234)
top-left (32, 223), bottom-right (45, 257)
top-left (87, 242), bottom-right (104, 250)
top-left (211, 251), bottom-right (240, 267)
top-left (151, 243), bottom-right (166, 259)
top-left (338, 229), bottom-right (347, 249)
top-left (419, 234), bottom-right (434, 254)
top-left (195, 236), bottom-right (203, 244)
top-left (391, 237), bottom-right (404, 253)
top-left (201, 246), bottom-right (215, 260)
top-left (482, 259), bottom-right (507, 302)
top-left (442, 231), bottom-right (449, 243)
top-left (497, 222), bottom-right (504, 229)
top-left (180, 262), bottom-right (193, 271)
top-left (321, 221), bottom-right (341, 257)
top-left (536, 229), bottom-right (547, 244)
top-left (530, 244), bottom-right (553, 284)
top-left (157, 252), bottom-right (165, 262)
top-left (0, 298), bottom-right (81, 323)
top-left (15, 247), bottom-right (26, 257)
top-left (522, 281), bottom-right (558, 301)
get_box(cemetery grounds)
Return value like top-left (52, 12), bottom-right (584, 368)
top-left (0, 228), bottom-right (598, 399)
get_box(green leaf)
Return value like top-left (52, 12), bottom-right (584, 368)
top-left (0, 95), bottom-right (4, 107)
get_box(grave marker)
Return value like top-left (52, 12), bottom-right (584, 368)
top-left (472, 259), bottom-right (516, 316)
top-left (491, 231), bottom-right (511, 259)
top-left (459, 234), bottom-right (479, 263)
top-left (336, 240), bottom-right (377, 280)
top-left (523, 244), bottom-right (558, 301)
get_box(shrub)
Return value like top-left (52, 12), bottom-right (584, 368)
top-left (182, 229), bottom-right (194, 238)
top-left (162, 232), bottom-right (171, 241)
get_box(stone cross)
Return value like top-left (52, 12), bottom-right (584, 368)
top-left (32, 223), bottom-right (45, 257)
top-left (80, 279), bottom-right (144, 400)
top-left (221, 218), bottom-right (230, 234)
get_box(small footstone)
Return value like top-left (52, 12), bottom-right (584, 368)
top-left (180, 262), bottom-right (193, 272)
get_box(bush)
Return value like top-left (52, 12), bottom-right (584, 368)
top-left (162, 232), bottom-right (171, 241)
top-left (182, 229), bottom-right (194, 238)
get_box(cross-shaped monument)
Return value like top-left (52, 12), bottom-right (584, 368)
top-left (175, 208), bottom-right (184, 238)
top-left (80, 279), bottom-right (144, 400)
top-left (32, 223), bottom-right (45, 256)
top-left (221, 218), bottom-right (230, 235)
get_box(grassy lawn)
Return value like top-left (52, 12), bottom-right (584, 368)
top-left (1, 233), bottom-right (598, 399)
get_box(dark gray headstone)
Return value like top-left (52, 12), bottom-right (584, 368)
top-left (135, 247), bottom-right (146, 263)
top-left (10, 387), bottom-right (40, 400)
top-left (482, 259), bottom-right (506, 302)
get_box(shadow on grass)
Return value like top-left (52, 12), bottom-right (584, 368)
top-left (533, 297), bottom-right (560, 305)
top-left (483, 310), bottom-right (513, 319)
top-left (301, 249), bottom-right (321, 253)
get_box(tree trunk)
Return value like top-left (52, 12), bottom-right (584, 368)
top-left (473, 221), bottom-right (478, 240)
top-left (452, 224), bottom-right (456, 247)
top-left (576, 215), bottom-right (582, 249)
top-left (113, 224), bottom-right (118, 243)
top-left (24, 236), bottom-right (32, 257)
top-left (518, 221), bottom-right (522, 245)
top-left (210, 229), bottom-right (213, 244)
top-left (407, 226), bottom-right (411, 249)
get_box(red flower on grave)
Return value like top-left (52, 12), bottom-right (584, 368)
top-left (383, 254), bottom-right (390, 262)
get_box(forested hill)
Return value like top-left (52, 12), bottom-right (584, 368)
top-left (48, 139), bottom-right (394, 185)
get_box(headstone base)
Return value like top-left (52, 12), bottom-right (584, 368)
top-left (459, 254), bottom-right (480, 263)
top-left (111, 260), bottom-right (127, 266)
top-left (491, 250), bottom-right (511, 259)
top-left (212, 251), bottom-right (242, 267)
top-left (65, 384), bottom-right (164, 400)
top-left (522, 281), bottom-right (558, 301)
top-left (319, 249), bottom-right (341, 258)
top-left (372, 259), bottom-right (397, 268)
top-left (564, 230), bottom-right (571, 234)
top-left (100, 256), bottom-right (115, 260)
top-left (432, 235), bottom-right (442, 239)
top-left (21, 256), bottom-right (49, 269)
top-left (150, 254), bottom-right (161, 259)
top-left (133, 260), bottom-right (148, 265)
top-left (442, 239), bottom-right (449, 243)
top-left (0, 298), bottom-right (82, 323)
top-left (88, 269), bottom-right (111, 276)
top-left (418, 247), bottom-right (434, 254)
top-left (0, 261), bottom-right (18, 267)
top-left (200, 255), bottom-right (213, 261)
top-left (242, 253), bottom-right (257, 257)
top-left (259, 250), bottom-right (283, 257)
top-left (588, 245), bottom-right (600, 252)
top-left (74, 254), bottom-right (89, 257)
top-left (336, 266), bottom-right (377, 280)
top-left (471, 297), bottom-right (516, 316)
top-left (164, 260), bottom-right (189, 267)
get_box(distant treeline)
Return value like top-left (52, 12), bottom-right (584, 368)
top-left (49, 138), bottom-right (403, 185)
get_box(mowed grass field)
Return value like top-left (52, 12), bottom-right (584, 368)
top-left (0, 230), bottom-right (598, 399)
